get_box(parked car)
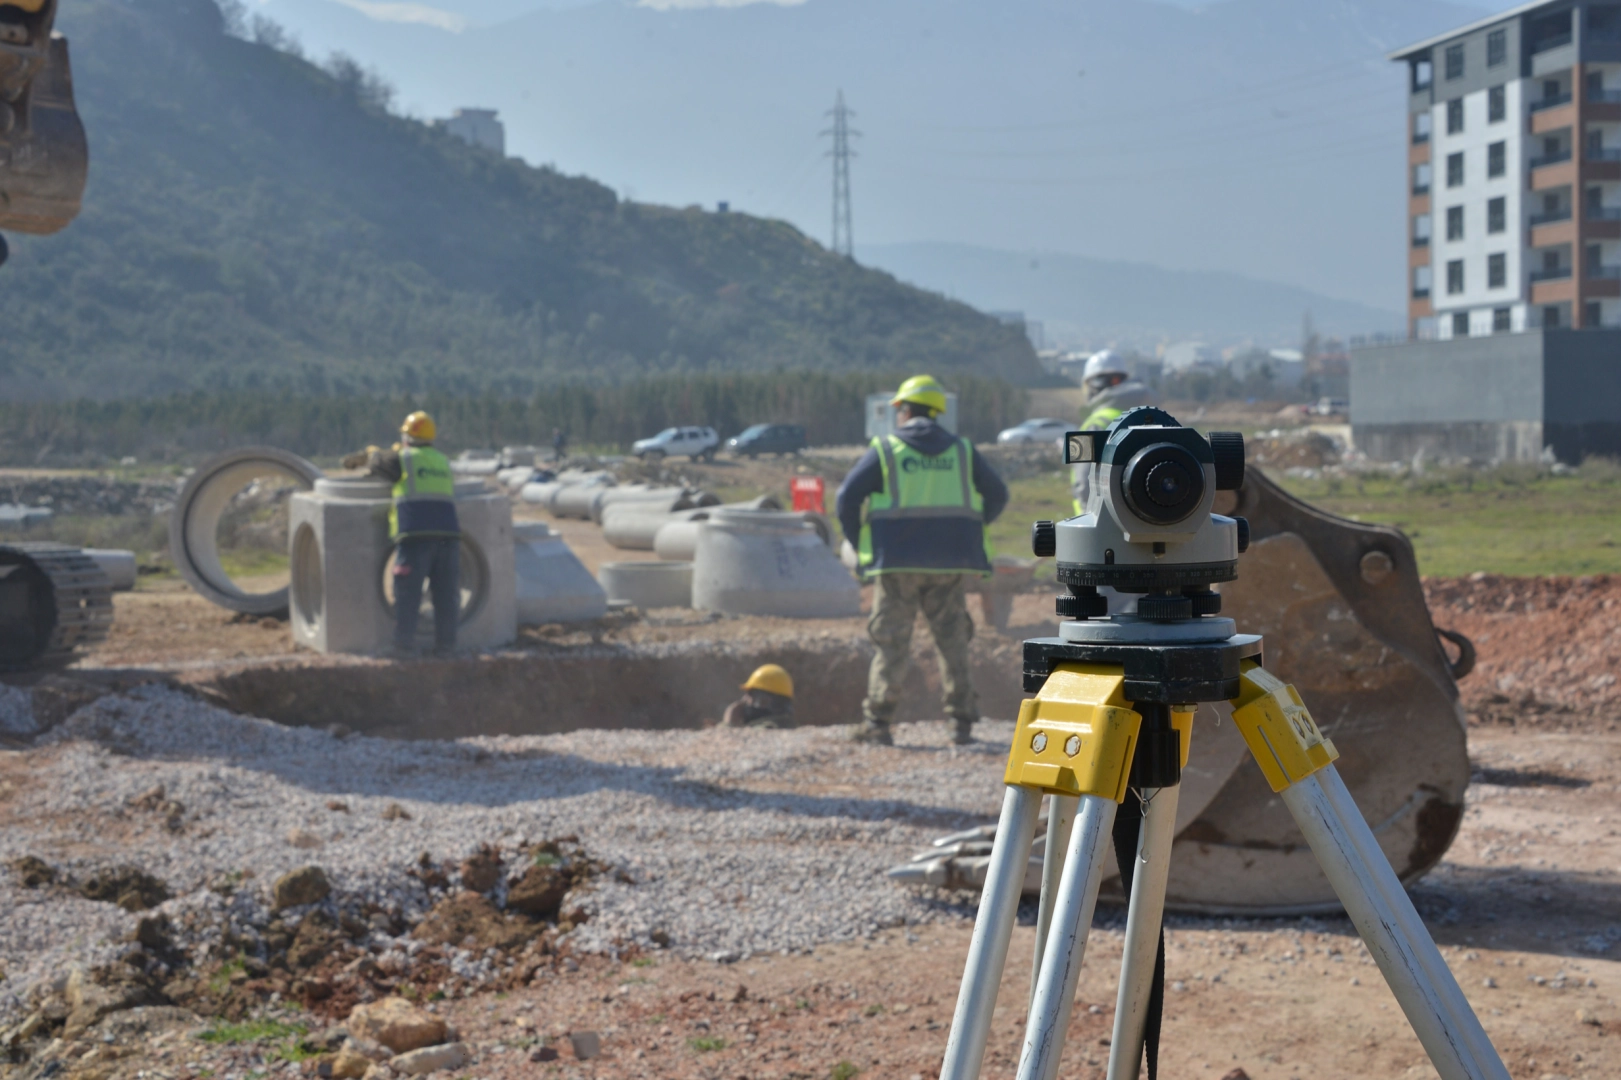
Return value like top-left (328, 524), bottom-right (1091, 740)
top-left (996, 418), bottom-right (1070, 445)
top-left (632, 426), bottom-right (720, 461)
top-left (727, 423), bottom-right (807, 458)
top-left (1308, 397), bottom-right (1350, 417)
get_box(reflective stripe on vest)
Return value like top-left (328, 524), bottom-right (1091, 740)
top-left (857, 434), bottom-right (990, 575)
top-left (391, 446), bottom-right (460, 539)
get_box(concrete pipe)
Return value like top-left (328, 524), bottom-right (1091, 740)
top-left (514, 522), bottom-right (607, 624)
top-left (589, 484), bottom-right (681, 523)
top-left (692, 509), bottom-right (861, 618)
top-left (171, 446), bottom-right (324, 617)
top-left (653, 504), bottom-right (826, 561)
top-left (602, 506), bottom-right (684, 551)
top-left (599, 560), bottom-right (693, 610)
top-left (520, 481), bottom-right (566, 511)
top-left (553, 482), bottom-right (616, 520)
top-left (83, 548), bottom-right (138, 592)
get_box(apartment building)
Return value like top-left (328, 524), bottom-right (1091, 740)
top-left (1392, 1), bottom-right (1621, 340)
top-left (440, 108), bottom-right (506, 156)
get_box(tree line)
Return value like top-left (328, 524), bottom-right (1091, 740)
top-left (0, 372), bottom-right (1029, 465)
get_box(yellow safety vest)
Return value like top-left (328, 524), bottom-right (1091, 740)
top-left (390, 446), bottom-right (460, 539)
top-left (858, 435), bottom-right (993, 576)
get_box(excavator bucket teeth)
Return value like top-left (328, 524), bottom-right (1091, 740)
top-left (0, 0), bottom-right (88, 236)
top-left (891, 470), bottom-right (1474, 917)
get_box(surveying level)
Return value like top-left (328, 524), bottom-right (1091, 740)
top-left (939, 409), bottom-right (1508, 1080)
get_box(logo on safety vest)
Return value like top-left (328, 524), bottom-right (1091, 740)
top-left (901, 455), bottom-right (957, 473)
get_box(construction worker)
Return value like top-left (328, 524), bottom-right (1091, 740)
top-left (722, 664), bottom-right (796, 729)
top-left (1071, 350), bottom-right (1156, 513)
top-left (342, 411), bottom-right (461, 655)
top-left (836, 375), bottom-right (1008, 747)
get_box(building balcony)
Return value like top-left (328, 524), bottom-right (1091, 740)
top-left (1531, 32), bottom-right (1574, 55)
top-left (1411, 288), bottom-right (1432, 300)
top-left (1531, 92), bottom-right (1574, 112)
top-left (1530, 266), bottom-right (1573, 282)
top-left (1412, 183), bottom-right (1431, 196)
top-left (1530, 149), bottom-right (1574, 168)
top-left (1589, 264), bottom-right (1621, 280)
top-left (1590, 206), bottom-right (1621, 221)
top-left (1412, 236), bottom-right (1430, 248)
top-left (1587, 148), bottom-right (1621, 163)
top-left (1529, 208), bottom-right (1573, 225)
top-left (1589, 89), bottom-right (1621, 104)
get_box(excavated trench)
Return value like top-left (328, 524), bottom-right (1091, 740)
top-left (174, 631), bottom-right (1029, 740)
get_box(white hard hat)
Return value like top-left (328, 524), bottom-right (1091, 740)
top-left (1082, 350), bottom-right (1129, 382)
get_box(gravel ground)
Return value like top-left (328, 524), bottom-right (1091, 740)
top-left (0, 686), bottom-right (1011, 1024)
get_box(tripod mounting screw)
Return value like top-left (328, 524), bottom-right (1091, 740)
top-left (1056, 589), bottom-right (1108, 619)
top-left (1031, 520), bottom-right (1057, 558)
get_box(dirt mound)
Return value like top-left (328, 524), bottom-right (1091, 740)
top-left (1424, 573), bottom-right (1620, 730)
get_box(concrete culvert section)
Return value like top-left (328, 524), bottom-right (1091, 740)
top-left (170, 446), bottom-right (323, 617)
top-left (513, 522), bottom-right (607, 624)
top-left (599, 560), bottom-right (693, 609)
top-left (692, 509), bottom-right (860, 618)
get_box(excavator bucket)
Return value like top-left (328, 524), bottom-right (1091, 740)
top-left (0, 0), bottom-right (88, 248)
top-left (890, 469), bottom-right (1475, 915)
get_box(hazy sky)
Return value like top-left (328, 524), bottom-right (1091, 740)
top-left (250, 0), bottom-right (1542, 326)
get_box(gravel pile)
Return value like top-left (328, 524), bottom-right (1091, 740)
top-left (0, 687), bottom-right (1013, 1022)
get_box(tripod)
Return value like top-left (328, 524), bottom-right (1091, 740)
top-left (938, 623), bottom-right (1510, 1080)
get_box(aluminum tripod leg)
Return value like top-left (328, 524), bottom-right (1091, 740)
top-left (1105, 784), bottom-right (1181, 1080)
top-left (1284, 767), bottom-right (1510, 1080)
top-left (1016, 793), bottom-right (1118, 1080)
top-left (1030, 794), bottom-right (1079, 1009)
top-left (940, 785), bottom-right (1042, 1080)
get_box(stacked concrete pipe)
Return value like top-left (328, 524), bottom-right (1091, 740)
top-left (653, 500), bottom-right (819, 561)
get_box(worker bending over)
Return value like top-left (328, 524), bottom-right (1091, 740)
top-left (837, 375), bottom-right (1008, 747)
top-left (342, 411), bottom-right (461, 656)
top-left (722, 664), bottom-right (796, 729)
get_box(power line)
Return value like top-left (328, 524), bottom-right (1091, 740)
top-left (820, 90), bottom-right (860, 257)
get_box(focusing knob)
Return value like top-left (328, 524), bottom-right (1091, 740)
top-left (1235, 515), bottom-right (1251, 554)
top-left (1031, 519), bottom-right (1056, 558)
top-left (1210, 431), bottom-right (1246, 491)
top-left (1137, 593), bottom-right (1194, 621)
top-left (1057, 588), bottom-right (1108, 619)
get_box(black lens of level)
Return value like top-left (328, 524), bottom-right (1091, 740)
top-left (1122, 442), bottom-right (1205, 525)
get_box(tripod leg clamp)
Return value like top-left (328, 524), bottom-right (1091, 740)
top-left (1230, 659), bottom-right (1338, 792)
top-left (1005, 663), bottom-right (1140, 801)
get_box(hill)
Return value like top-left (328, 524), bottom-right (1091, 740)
top-left (0, 0), bottom-right (1040, 400)
top-left (859, 242), bottom-right (1402, 348)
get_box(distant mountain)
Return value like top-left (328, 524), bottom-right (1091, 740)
top-left (859, 242), bottom-right (1401, 349)
top-left (254, 0), bottom-right (1496, 312)
top-left (0, 0), bottom-right (1038, 399)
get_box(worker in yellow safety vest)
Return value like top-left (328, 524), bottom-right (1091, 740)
top-left (835, 375), bottom-right (1009, 747)
top-left (342, 411), bottom-right (462, 655)
top-left (1070, 349), bottom-right (1157, 514)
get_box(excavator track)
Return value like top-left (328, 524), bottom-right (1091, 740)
top-left (0, 542), bottom-right (113, 669)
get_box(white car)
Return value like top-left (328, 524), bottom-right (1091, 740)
top-left (632, 426), bottom-right (720, 461)
top-left (996, 418), bottom-right (1070, 446)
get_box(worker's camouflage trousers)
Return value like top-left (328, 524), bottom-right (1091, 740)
top-left (863, 572), bottom-right (979, 725)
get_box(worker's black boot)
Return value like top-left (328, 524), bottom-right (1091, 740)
top-left (850, 719), bottom-right (893, 746)
top-left (951, 716), bottom-right (976, 746)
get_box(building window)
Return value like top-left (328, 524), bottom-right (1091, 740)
top-left (1414, 162), bottom-right (1433, 194)
top-left (1447, 98), bottom-right (1464, 134)
top-left (1445, 44), bottom-right (1465, 80)
top-left (1493, 306), bottom-right (1512, 332)
top-left (1488, 141), bottom-right (1506, 177)
top-left (1413, 58), bottom-right (1433, 91)
top-left (1544, 192), bottom-right (1562, 217)
top-left (1590, 4), bottom-right (1621, 44)
top-left (1413, 214), bottom-right (1432, 246)
top-left (1488, 252), bottom-right (1507, 287)
top-left (1488, 196), bottom-right (1506, 233)
top-left (1588, 71), bottom-right (1606, 99)
top-left (1586, 300), bottom-right (1603, 326)
top-left (1487, 28), bottom-right (1507, 66)
top-left (1447, 259), bottom-right (1465, 294)
top-left (1413, 265), bottom-right (1433, 298)
top-left (1447, 205), bottom-right (1465, 240)
top-left (1588, 129), bottom-right (1605, 157)
top-left (1587, 243), bottom-right (1602, 274)
top-left (1413, 111), bottom-right (1432, 143)
top-left (1489, 85), bottom-right (1506, 122)
top-left (1452, 311), bottom-right (1471, 337)
top-left (1544, 305), bottom-right (1562, 328)
top-left (1446, 152), bottom-right (1464, 187)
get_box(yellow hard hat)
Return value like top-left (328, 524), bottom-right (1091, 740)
top-left (741, 663), bottom-right (793, 699)
top-left (892, 375), bottom-right (948, 415)
top-left (401, 411), bottom-right (437, 442)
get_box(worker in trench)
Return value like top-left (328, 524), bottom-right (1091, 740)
top-left (721, 664), bottom-right (796, 729)
top-left (836, 375), bottom-right (1008, 747)
top-left (341, 411), bottom-right (462, 656)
